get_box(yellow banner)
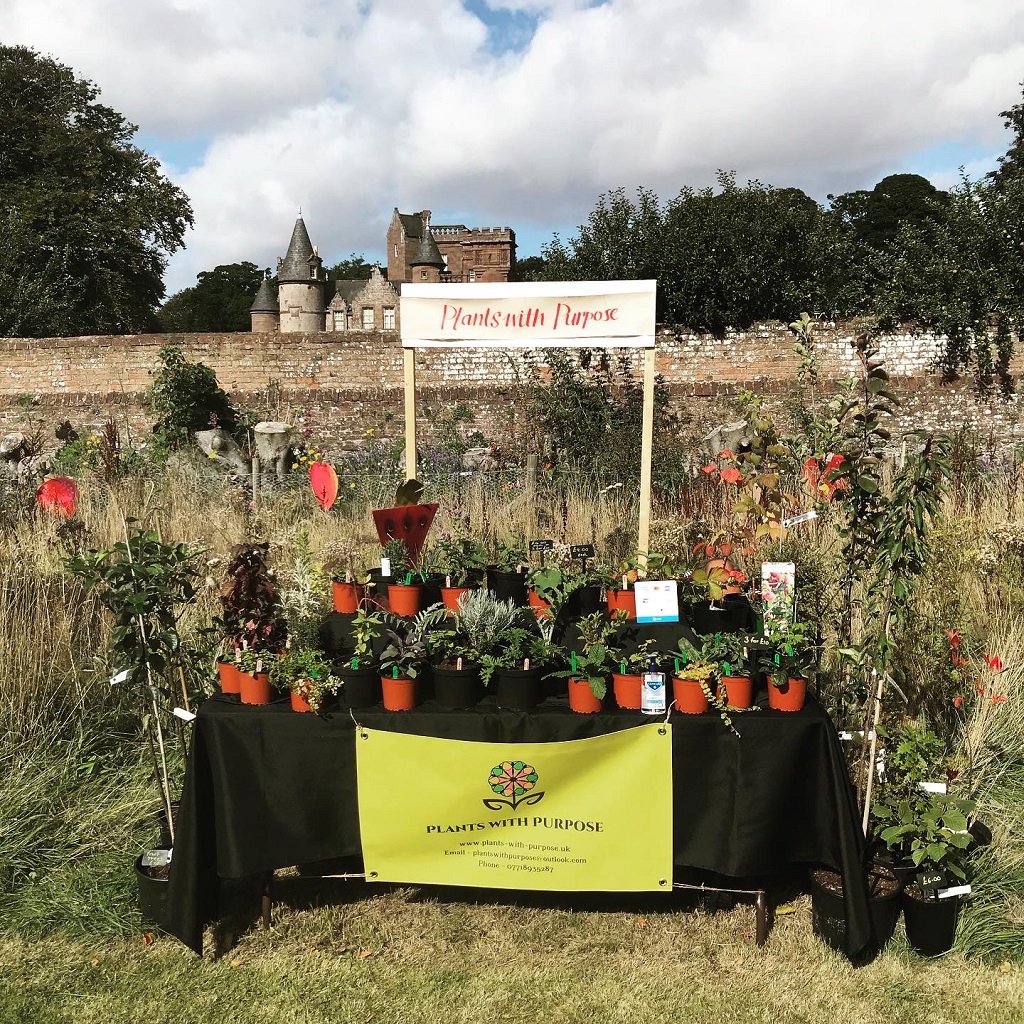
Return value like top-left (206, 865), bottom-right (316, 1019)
top-left (356, 724), bottom-right (673, 891)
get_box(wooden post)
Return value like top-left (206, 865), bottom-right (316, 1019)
top-left (637, 346), bottom-right (656, 559)
top-left (251, 454), bottom-right (260, 508)
top-left (525, 454), bottom-right (538, 540)
top-left (403, 348), bottom-right (417, 481)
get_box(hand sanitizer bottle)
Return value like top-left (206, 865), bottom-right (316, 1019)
top-left (641, 656), bottom-right (666, 715)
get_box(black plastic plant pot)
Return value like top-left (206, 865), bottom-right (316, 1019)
top-left (563, 584), bottom-right (603, 619)
top-left (419, 572), bottom-right (448, 610)
top-left (810, 866), bottom-right (901, 960)
top-left (431, 664), bottom-right (483, 710)
top-left (337, 666), bottom-right (382, 709)
top-left (493, 667), bottom-right (541, 711)
top-left (486, 566), bottom-right (529, 607)
top-left (902, 886), bottom-right (962, 957)
top-left (134, 853), bottom-right (170, 931)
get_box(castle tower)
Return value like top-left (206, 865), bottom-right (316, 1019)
top-left (408, 210), bottom-right (446, 284)
top-left (276, 215), bottom-right (326, 332)
top-left (249, 273), bottom-right (279, 332)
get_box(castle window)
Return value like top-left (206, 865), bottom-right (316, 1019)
top-left (468, 270), bottom-right (476, 282)
top-left (421, 270), bottom-right (427, 280)
top-left (394, 243), bottom-right (398, 257)
top-left (362, 307), bottom-right (374, 330)
top-left (333, 311), bottom-right (346, 331)
top-left (383, 306), bottom-right (396, 330)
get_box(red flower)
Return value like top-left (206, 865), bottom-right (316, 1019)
top-left (993, 694), bottom-right (1008, 704)
top-left (945, 628), bottom-right (961, 651)
top-left (718, 448), bottom-right (734, 459)
top-left (951, 652), bottom-right (969, 668)
top-left (702, 464), bottom-right (717, 475)
top-left (952, 695), bottom-right (964, 708)
top-left (720, 467), bottom-right (743, 485)
top-left (824, 453), bottom-right (845, 473)
top-left (976, 681), bottom-right (986, 695)
top-left (987, 654), bottom-right (1003, 672)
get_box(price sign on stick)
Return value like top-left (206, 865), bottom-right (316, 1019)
top-left (570, 543), bottom-right (596, 572)
top-left (530, 539), bottom-right (554, 566)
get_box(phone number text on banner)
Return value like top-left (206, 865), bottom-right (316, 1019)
top-left (356, 723), bottom-right (673, 891)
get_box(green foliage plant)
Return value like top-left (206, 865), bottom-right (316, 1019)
top-left (430, 536), bottom-right (486, 586)
top-left (548, 611), bottom-right (617, 699)
top-left (218, 542), bottom-right (287, 654)
top-left (380, 608), bottom-right (449, 681)
top-left (268, 648), bottom-right (337, 713)
top-left (65, 521), bottom-right (204, 843)
top-left (148, 344), bottom-right (239, 454)
top-left (348, 607), bottom-right (386, 670)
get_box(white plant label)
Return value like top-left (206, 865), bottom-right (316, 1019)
top-left (173, 707), bottom-right (197, 723)
top-left (110, 668), bottom-right (129, 686)
top-left (782, 511), bottom-right (818, 528)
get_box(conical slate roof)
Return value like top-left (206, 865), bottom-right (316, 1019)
top-left (250, 276), bottom-right (277, 313)
top-left (412, 216), bottom-right (445, 268)
top-left (278, 216), bottom-right (317, 280)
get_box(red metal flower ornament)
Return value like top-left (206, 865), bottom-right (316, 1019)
top-left (36, 477), bottom-right (79, 518)
top-left (309, 462), bottom-right (339, 512)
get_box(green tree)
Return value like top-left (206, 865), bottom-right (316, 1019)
top-left (0, 45), bottom-right (192, 337)
top-left (328, 254), bottom-right (374, 280)
top-left (828, 174), bottom-right (950, 252)
top-left (988, 81), bottom-right (1024, 190)
top-left (512, 255), bottom-right (548, 281)
top-left (159, 262), bottom-right (266, 332)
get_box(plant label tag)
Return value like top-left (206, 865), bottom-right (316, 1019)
top-left (110, 668), bottom-right (129, 686)
top-left (380, 557), bottom-right (391, 577)
top-left (529, 539), bottom-right (554, 552)
top-left (173, 707), bottom-right (196, 722)
top-left (781, 511), bottom-right (817, 528)
top-left (142, 849), bottom-right (172, 868)
top-left (917, 869), bottom-right (945, 898)
top-left (920, 780), bottom-right (948, 794)
top-left (635, 580), bottom-right (679, 623)
top-left (641, 672), bottom-right (666, 715)
top-left (569, 544), bottom-right (596, 560)
top-left (937, 884), bottom-right (971, 899)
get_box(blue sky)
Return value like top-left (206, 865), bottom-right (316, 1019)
top-left (4, 0), bottom-right (1022, 291)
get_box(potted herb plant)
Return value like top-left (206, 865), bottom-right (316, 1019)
top-left (424, 614), bottom-right (482, 709)
top-left (336, 606), bottom-right (386, 708)
top-left (669, 636), bottom-right (713, 715)
top-left (268, 648), bottom-right (337, 712)
top-left (379, 607), bottom-right (447, 710)
top-left (431, 536), bottom-right (486, 609)
top-left (480, 627), bottom-right (561, 711)
top-left (381, 537), bottom-right (422, 617)
top-left (763, 618), bottom-right (816, 712)
top-left (486, 536), bottom-right (529, 606)
top-left (609, 634), bottom-right (659, 710)
top-left (237, 647), bottom-right (273, 705)
top-left (549, 611), bottom-right (617, 713)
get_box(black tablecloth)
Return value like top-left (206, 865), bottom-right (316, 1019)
top-left (166, 691), bottom-right (871, 960)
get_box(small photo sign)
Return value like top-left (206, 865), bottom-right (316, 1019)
top-left (634, 580), bottom-right (679, 623)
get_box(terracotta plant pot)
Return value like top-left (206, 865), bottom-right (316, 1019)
top-left (381, 674), bottom-right (417, 711)
top-left (218, 660), bottom-right (241, 694)
top-left (290, 689), bottom-right (313, 713)
top-left (568, 677), bottom-right (604, 714)
top-left (332, 580), bottom-right (364, 614)
top-left (612, 672), bottom-right (642, 710)
top-left (441, 586), bottom-right (473, 612)
top-left (240, 670), bottom-right (272, 705)
top-left (606, 589), bottom-right (636, 620)
top-left (387, 583), bottom-right (422, 617)
top-left (769, 676), bottom-right (806, 712)
top-left (672, 677), bottom-right (710, 714)
top-left (718, 675), bottom-right (753, 709)
top-left (528, 589), bottom-right (553, 620)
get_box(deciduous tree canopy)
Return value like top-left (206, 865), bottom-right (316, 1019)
top-left (0, 45), bottom-right (192, 337)
top-left (159, 262), bottom-right (267, 333)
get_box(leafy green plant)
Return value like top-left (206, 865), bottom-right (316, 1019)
top-left (218, 542), bottom-right (287, 653)
top-left (761, 618), bottom-right (818, 687)
top-left (548, 611), bottom-right (617, 699)
top-left (873, 793), bottom-right (976, 882)
top-left (147, 345), bottom-right (239, 454)
top-left (430, 536), bottom-right (486, 586)
top-left (65, 521), bottom-right (204, 844)
top-left (347, 607), bottom-right (385, 669)
top-left (457, 589), bottom-right (525, 661)
top-left (268, 648), bottom-right (337, 713)
top-left (380, 608), bottom-right (448, 680)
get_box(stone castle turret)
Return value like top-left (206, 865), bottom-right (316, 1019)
top-left (275, 215), bottom-right (326, 332)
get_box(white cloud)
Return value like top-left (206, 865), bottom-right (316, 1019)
top-left (4, 0), bottom-right (1023, 293)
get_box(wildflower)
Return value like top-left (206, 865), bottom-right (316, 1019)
top-left (718, 448), bottom-right (734, 459)
top-left (702, 464), bottom-right (717, 474)
top-left (945, 628), bottom-right (961, 650)
top-left (993, 694), bottom-right (1008, 704)
top-left (208, 451), bottom-right (217, 459)
top-left (952, 695), bottom-right (964, 708)
top-left (987, 654), bottom-right (1003, 672)
top-left (952, 652), bottom-right (969, 668)
top-left (720, 467), bottom-right (743, 485)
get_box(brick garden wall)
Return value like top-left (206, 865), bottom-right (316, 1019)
top-left (1, 325), bottom-right (1022, 451)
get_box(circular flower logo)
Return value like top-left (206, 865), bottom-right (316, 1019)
top-left (484, 760), bottom-right (545, 811)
